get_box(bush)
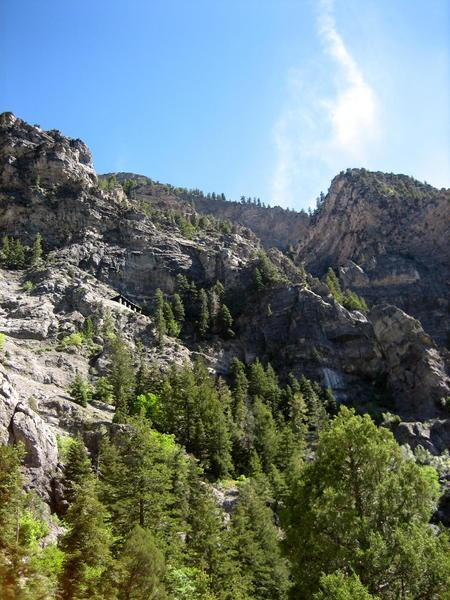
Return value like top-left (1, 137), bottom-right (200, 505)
top-left (22, 280), bottom-right (35, 293)
top-left (60, 332), bottom-right (85, 349)
top-left (69, 374), bottom-right (93, 407)
top-left (0, 333), bottom-right (5, 350)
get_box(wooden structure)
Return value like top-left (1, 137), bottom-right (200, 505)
top-left (111, 293), bottom-right (142, 314)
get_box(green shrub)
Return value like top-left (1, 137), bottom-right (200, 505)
top-left (60, 332), bottom-right (85, 348)
top-left (0, 333), bottom-right (5, 350)
top-left (68, 374), bottom-right (93, 407)
top-left (22, 280), bottom-right (35, 292)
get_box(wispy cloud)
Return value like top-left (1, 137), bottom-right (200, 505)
top-left (271, 0), bottom-right (379, 208)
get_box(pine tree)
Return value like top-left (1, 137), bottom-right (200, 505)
top-left (218, 303), bottom-right (234, 338)
top-left (69, 374), bottom-right (93, 407)
top-left (63, 436), bottom-right (92, 504)
top-left (59, 476), bottom-right (116, 600)
top-left (31, 232), bottom-right (43, 266)
top-left (185, 460), bottom-right (224, 581)
top-left (224, 482), bottom-right (290, 600)
top-left (253, 267), bottom-right (264, 292)
top-left (252, 398), bottom-right (278, 473)
top-left (82, 315), bottom-right (96, 340)
top-left (117, 525), bottom-right (167, 600)
top-left (109, 335), bottom-right (136, 421)
top-left (99, 419), bottom-right (182, 552)
top-left (153, 289), bottom-right (167, 346)
top-left (198, 289), bottom-right (209, 338)
top-left (230, 358), bottom-right (252, 473)
top-left (94, 376), bottom-right (115, 404)
top-left (172, 293), bottom-right (185, 323)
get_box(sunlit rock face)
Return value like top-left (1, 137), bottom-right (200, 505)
top-left (297, 169), bottom-right (450, 346)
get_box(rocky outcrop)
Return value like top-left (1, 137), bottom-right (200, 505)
top-left (236, 283), bottom-right (383, 402)
top-left (191, 195), bottom-right (309, 250)
top-left (0, 365), bottom-right (58, 501)
top-left (370, 304), bottom-right (449, 419)
top-left (297, 169), bottom-right (450, 346)
top-left (107, 171), bottom-right (310, 251)
top-left (0, 112), bottom-right (96, 191)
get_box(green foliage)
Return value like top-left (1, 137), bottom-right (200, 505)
top-left (22, 279), bottom-right (35, 292)
top-left (325, 267), bottom-right (368, 311)
top-left (0, 443), bottom-right (62, 597)
top-left (62, 436), bottom-right (92, 504)
top-left (313, 571), bottom-right (375, 600)
top-left (172, 292), bottom-right (185, 323)
top-left (153, 288), bottom-right (167, 345)
top-left (99, 418), bottom-right (184, 554)
top-left (223, 482), bottom-right (290, 599)
top-left (253, 252), bottom-right (282, 291)
top-left (157, 361), bottom-right (233, 478)
top-left (283, 406), bottom-right (449, 598)
top-left (0, 333), bottom-right (5, 350)
top-left (117, 525), bottom-right (167, 599)
top-left (218, 303), bottom-right (234, 338)
top-left (131, 392), bottom-right (161, 421)
top-left (31, 232), bottom-right (43, 266)
top-left (69, 374), bottom-right (93, 407)
top-left (198, 289), bottom-right (210, 338)
top-left (0, 234), bottom-right (46, 270)
top-left (82, 316), bottom-right (96, 340)
top-left (60, 476), bottom-right (116, 599)
top-left (60, 331), bottom-right (85, 349)
top-left (94, 376), bottom-right (115, 404)
top-left (109, 335), bottom-right (136, 421)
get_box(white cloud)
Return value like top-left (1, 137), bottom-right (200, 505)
top-left (271, 0), bottom-right (379, 208)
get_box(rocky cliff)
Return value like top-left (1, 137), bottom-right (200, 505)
top-left (297, 169), bottom-right (449, 346)
top-left (0, 112), bottom-right (449, 507)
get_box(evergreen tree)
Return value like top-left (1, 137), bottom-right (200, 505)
top-left (99, 419), bottom-right (182, 553)
top-left (117, 525), bottom-right (167, 600)
top-left (218, 303), bottom-right (234, 338)
top-left (31, 232), bottom-right (43, 266)
top-left (172, 293), bottom-right (185, 323)
top-left (185, 460), bottom-right (224, 583)
top-left (163, 300), bottom-right (181, 337)
top-left (252, 398), bottom-right (278, 473)
top-left (12, 238), bottom-right (25, 269)
top-left (109, 335), bottom-right (136, 421)
top-left (224, 482), bottom-right (290, 600)
top-left (299, 375), bottom-right (328, 435)
top-left (63, 436), bottom-right (92, 504)
top-left (82, 315), bottom-right (96, 340)
top-left (253, 266), bottom-right (264, 292)
top-left (94, 376), bottom-right (115, 404)
top-left (69, 374), bottom-right (93, 407)
top-left (283, 406), bottom-right (450, 598)
top-left (198, 289), bottom-right (210, 338)
top-left (230, 358), bottom-right (252, 473)
top-left (153, 288), bottom-right (167, 346)
top-left (59, 476), bottom-right (116, 600)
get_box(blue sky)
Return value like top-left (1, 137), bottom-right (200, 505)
top-left (1, 0), bottom-right (449, 210)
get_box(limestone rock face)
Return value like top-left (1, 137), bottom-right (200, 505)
top-left (297, 169), bottom-right (450, 346)
top-left (370, 304), bottom-right (449, 419)
top-left (236, 284), bottom-right (383, 402)
top-left (0, 112), bottom-right (96, 190)
top-left (0, 366), bottom-right (58, 501)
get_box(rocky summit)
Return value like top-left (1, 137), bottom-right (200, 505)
top-left (0, 112), bottom-right (449, 595)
